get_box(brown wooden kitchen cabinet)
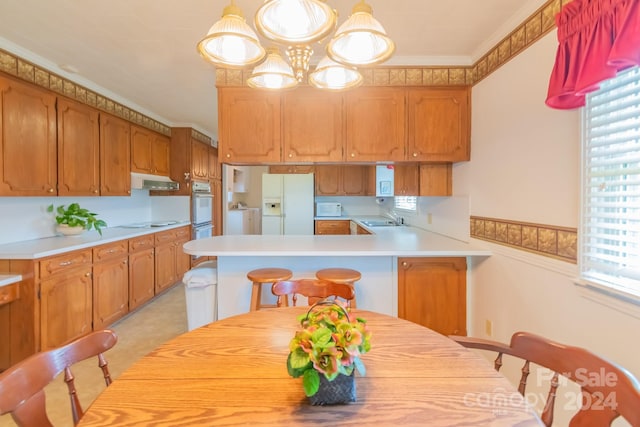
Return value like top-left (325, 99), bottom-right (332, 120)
top-left (315, 220), bottom-right (351, 235)
top-left (191, 139), bottom-right (209, 181)
top-left (154, 226), bottom-right (191, 293)
top-left (100, 113), bottom-right (132, 196)
top-left (218, 88), bottom-right (281, 163)
top-left (394, 163), bottom-right (420, 196)
top-left (345, 87), bottom-right (405, 162)
top-left (283, 87), bottom-right (343, 162)
top-left (57, 97), bottom-right (101, 196)
top-left (407, 88), bottom-right (470, 162)
top-left (131, 124), bottom-right (171, 176)
top-left (0, 74), bottom-right (57, 196)
top-left (419, 163), bottom-right (452, 196)
top-left (168, 128), bottom-right (212, 195)
top-left (208, 146), bottom-right (221, 180)
top-left (39, 249), bottom-right (93, 350)
top-left (397, 257), bottom-right (467, 336)
top-left (128, 235), bottom-right (156, 310)
top-left (315, 165), bottom-right (369, 196)
top-left (92, 241), bottom-right (129, 330)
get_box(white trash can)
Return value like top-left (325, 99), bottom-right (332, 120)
top-left (182, 260), bottom-right (218, 331)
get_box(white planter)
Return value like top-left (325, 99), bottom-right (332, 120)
top-left (56, 224), bottom-right (85, 236)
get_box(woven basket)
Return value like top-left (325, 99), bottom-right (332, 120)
top-left (308, 372), bottom-right (356, 406)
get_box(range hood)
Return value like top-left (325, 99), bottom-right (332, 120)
top-left (131, 172), bottom-right (179, 191)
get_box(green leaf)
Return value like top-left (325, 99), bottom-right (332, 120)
top-left (46, 204), bottom-right (54, 213)
top-left (311, 328), bottom-right (332, 346)
top-left (287, 348), bottom-right (311, 378)
top-left (302, 369), bottom-right (320, 397)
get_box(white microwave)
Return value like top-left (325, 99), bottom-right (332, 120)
top-left (316, 202), bottom-right (342, 217)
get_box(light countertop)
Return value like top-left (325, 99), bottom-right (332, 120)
top-left (183, 226), bottom-right (491, 257)
top-left (0, 274), bottom-right (22, 287)
top-left (0, 221), bottom-right (191, 259)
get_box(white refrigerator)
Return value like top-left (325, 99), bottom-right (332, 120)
top-left (262, 173), bottom-right (314, 235)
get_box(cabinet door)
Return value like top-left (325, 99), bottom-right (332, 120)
top-left (419, 163), bottom-right (452, 196)
top-left (93, 256), bottom-right (129, 330)
top-left (0, 76), bottom-right (57, 196)
top-left (314, 165), bottom-right (341, 195)
top-left (219, 88), bottom-right (281, 163)
top-left (191, 140), bottom-right (209, 180)
top-left (152, 134), bottom-right (171, 176)
top-left (176, 237), bottom-right (191, 279)
top-left (345, 87), bottom-right (405, 162)
top-left (407, 88), bottom-right (470, 162)
top-left (283, 87), bottom-right (343, 162)
top-left (342, 166), bottom-right (367, 195)
top-left (397, 257), bottom-right (467, 336)
top-left (155, 243), bottom-right (177, 293)
top-left (100, 113), bottom-right (131, 196)
top-left (315, 220), bottom-right (350, 235)
top-left (40, 267), bottom-right (93, 350)
top-left (57, 97), bottom-right (100, 196)
top-left (208, 147), bottom-right (220, 179)
top-left (394, 163), bottom-right (420, 196)
top-left (129, 248), bottom-right (155, 310)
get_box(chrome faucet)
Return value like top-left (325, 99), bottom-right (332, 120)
top-left (386, 210), bottom-right (403, 226)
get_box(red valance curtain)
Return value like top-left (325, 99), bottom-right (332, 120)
top-left (546, 0), bottom-right (640, 109)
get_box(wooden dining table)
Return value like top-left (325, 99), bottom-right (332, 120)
top-left (78, 307), bottom-right (542, 426)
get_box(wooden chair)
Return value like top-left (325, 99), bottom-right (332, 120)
top-left (271, 278), bottom-right (356, 308)
top-left (0, 329), bottom-right (118, 427)
top-left (450, 332), bottom-right (640, 426)
top-left (315, 268), bottom-right (361, 308)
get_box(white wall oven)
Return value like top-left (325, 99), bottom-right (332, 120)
top-left (192, 181), bottom-right (213, 239)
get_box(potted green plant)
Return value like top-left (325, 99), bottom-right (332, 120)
top-left (47, 203), bottom-right (107, 236)
top-left (286, 301), bottom-right (371, 405)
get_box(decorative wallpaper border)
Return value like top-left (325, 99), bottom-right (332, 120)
top-left (190, 128), bottom-right (212, 145)
top-left (216, 0), bottom-right (572, 88)
top-left (470, 216), bottom-right (577, 263)
top-left (0, 48), bottom-right (171, 136)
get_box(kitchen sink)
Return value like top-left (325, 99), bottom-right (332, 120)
top-left (360, 219), bottom-right (401, 227)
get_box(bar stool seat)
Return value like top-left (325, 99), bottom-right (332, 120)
top-left (247, 268), bottom-right (293, 311)
top-left (315, 268), bottom-right (361, 308)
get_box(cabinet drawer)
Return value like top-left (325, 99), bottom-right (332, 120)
top-left (155, 229), bottom-right (176, 245)
top-left (93, 241), bottom-right (128, 262)
top-left (174, 226), bottom-right (190, 239)
top-left (0, 283), bottom-right (19, 306)
top-left (315, 220), bottom-right (350, 235)
top-left (40, 249), bottom-right (92, 278)
top-left (129, 235), bottom-right (154, 252)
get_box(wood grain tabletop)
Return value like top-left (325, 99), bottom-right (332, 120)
top-left (78, 307), bottom-right (542, 426)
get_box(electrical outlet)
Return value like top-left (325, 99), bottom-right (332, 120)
top-left (427, 213), bottom-right (432, 224)
top-left (485, 319), bottom-right (493, 337)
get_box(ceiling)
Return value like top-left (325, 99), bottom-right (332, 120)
top-left (0, 0), bottom-right (548, 140)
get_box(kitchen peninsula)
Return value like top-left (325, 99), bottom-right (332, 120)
top-left (183, 224), bottom-right (491, 334)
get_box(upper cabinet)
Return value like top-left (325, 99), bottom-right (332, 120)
top-left (190, 139), bottom-right (209, 181)
top-left (394, 163), bottom-right (420, 196)
top-left (407, 88), bottom-right (470, 162)
top-left (131, 125), bottom-right (170, 176)
top-left (100, 113), bottom-right (131, 196)
top-left (218, 86), bottom-right (470, 165)
top-left (208, 146), bottom-right (220, 180)
top-left (218, 88), bottom-right (281, 163)
top-left (169, 127), bottom-right (212, 195)
top-left (57, 97), bottom-right (100, 196)
top-left (345, 88), bottom-right (406, 162)
top-left (315, 165), bottom-right (369, 196)
top-left (283, 87), bottom-right (343, 163)
top-left (0, 75), bottom-right (57, 196)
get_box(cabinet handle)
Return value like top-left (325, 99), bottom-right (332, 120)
top-left (85, 272), bottom-right (91, 277)
top-left (402, 261), bottom-right (408, 267)
top-left (350, 153), bottom-right (355, 158)
top-left (288, 153), bottom-right (293, 158)
top-left (93, 189), bottom-right (99, 194)
top-left (48, 188), bottom-right (54, 193)
top-left (226, 154), bottom-right (231, 158)
top-left (412, 152), bottom-right (418, 157)
top-left (122, 260), bottom-right (128, 265)
top-left (59, 261), bottom-right (73, 266)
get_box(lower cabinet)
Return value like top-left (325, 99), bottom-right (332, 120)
top-left (92, 241), bottom-right (129, 330)
top-left (155, 226), bottom-right (191, 293)
top-left (315, 220), bottom-right (351, 235)
top-left (129, 235), bottom-right (155, 311)
top-left (397, 257), bottom-right (467, 336)
top-left (40, 255), bottom-right (93, 350)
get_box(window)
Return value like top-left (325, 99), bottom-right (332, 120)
top-left (581, 66), bottom-right (640, 298)
top-left (394, 196), bottom-right (417, 211)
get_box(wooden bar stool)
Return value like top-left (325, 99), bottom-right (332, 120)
top-left (315, 268), bottom-right (361, 308)
top-left (247, 268), bottom-right (293, 311)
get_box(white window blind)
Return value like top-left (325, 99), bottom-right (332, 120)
top-left (582, 66), bottom-right (640, 296)
top-left (394, 196), bottom-right (417, 211)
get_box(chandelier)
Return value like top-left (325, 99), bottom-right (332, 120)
top-left (197, 0), bottom-right (394, 91)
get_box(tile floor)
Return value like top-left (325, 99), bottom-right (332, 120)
top-left (0, 283), bottom-right (187, 427)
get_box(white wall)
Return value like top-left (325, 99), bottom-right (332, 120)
top-left (0, 191), bottom-right (189, 245)
top-left (459, 32), bottom-right (640, 425)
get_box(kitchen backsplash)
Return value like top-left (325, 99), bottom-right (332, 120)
top-left (0, 191), bottom-right (189, 245)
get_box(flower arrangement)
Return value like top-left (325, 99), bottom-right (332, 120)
top-left (286, 301), bottom-right (371, 398)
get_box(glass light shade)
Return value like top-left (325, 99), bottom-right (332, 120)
top-left (197, 2), bottom-right (266, 68)
top-left (309, 56), bottom-right (362, 90)
top-left (327, 0), bottom-right (395, 66)
top-left (255, 0), bottom-right (337, 44)
top-left (247, 48), bottom-right (298, 89)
